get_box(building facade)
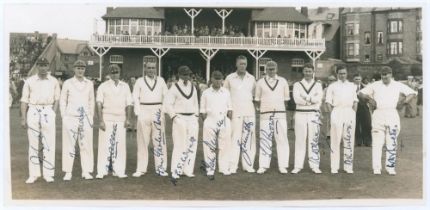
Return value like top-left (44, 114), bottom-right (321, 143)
top-left (339, 7), bottom-right (422, 80)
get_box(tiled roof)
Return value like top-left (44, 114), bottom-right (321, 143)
top-left (27, 38), bottom-right (88, 76)
top-left (251, 8), bottom-right (311, 23)
top-left (56, 39), bottom-right (87, 54)
top-left (308, 7), bottom-right (339, 21)
top-left (322, 20), bottom-right (339, 41)
top-left (102, 7), bottom-right (165, 19)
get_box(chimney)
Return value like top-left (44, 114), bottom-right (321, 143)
top-left (107, 7), bottom-right (114, 14)
top-left (301, 7), bottom-right (308, 17)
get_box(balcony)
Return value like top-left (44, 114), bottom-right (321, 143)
top-left (89, 34), bottom-right (325, 52)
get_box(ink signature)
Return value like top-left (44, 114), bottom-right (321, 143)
top-left (202, 119), bottom-right (224, 172)
top-left (343, 123), bottom-right (353, 166)
top-left (238, 120), bottom-right (254, 166)
top-left (152, 109), bottom-right (166, 173)
top-left (259, 113), bottom-right (276, 157)
top-left (174, 136), bottom-right (197, 177)
top-left (386, 125), bottom-right (399, 168)
top-left (28, 123), bottom-right (55, 170)
top-left (106, 123), bottom-right (118, 172)
top-left (309, 113), bottom-right (321, 165)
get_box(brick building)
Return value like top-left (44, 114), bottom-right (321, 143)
top-left (339, 7), bottom-right (422, 80)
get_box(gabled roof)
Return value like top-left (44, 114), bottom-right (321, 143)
top-left (251, 8), bottom-right (311, 23)
top-left (27, 38), bottom-right (89, 76)
top-left (102, 7), bottom-right (165, 19)
top-left (322, 21), bottom-right (339, 41)
top-left (308, 7), bottom-right (339, 21)
top-left (56, 39), bottom-right (87, 54)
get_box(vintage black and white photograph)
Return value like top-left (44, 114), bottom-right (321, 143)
top-left (2, 0), bottom-right (428, 208)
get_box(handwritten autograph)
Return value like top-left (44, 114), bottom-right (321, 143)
top-left (151, 109), bottom-right (167, 173)
top-left (202, 118), bottom-right (225, 172)
top-left (106, 123), bottom-right (119, 172)
top-left (28, 108), bottom-right (54, 170)
top-left (238, 119), bottom-right (254, 166)
top-left (386, 125), bottom-right (399, 168)
top-left (343, 123), bottom-right (354, 166)
top-left (174, 136), bottom-right (197, 177)
top-left (309, 113), bottom-right (321, 165)
top-left (260, 113), bottom-right (277, 157)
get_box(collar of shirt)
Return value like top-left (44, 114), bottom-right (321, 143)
top-left (178, 79), bottom-right (191, 87)
top-left (210, 86), bottom-right (224, 93)
top-left (233, 71), bottom-right (250, 79)
top-left (36, 75), bottom-right (50, 81)
top-left (145, 75), bottom-right (156, 81)
top-left (265, 75), bottom-right (278, 82)
top-left (108, 79), bottom-right (123, 87)
top-left (72, 76), bottom-right (88, 84)
top-left (301, 78), bottom-right (315, 85)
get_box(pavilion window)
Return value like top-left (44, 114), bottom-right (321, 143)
top-left (271, 22), bottom-right (278, 37)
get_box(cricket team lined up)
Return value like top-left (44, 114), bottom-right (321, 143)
top-left (20, 55), bottom-right (417, 185)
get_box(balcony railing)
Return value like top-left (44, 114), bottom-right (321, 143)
top-left (90, 34), bottom-right (325, 51)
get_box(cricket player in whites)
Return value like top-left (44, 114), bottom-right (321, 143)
top-left (132, 56), bottom-right (169, 177)
top-left (291, 63), bottom-right (323, 174)
top-left (164, 65), bottom-right (199, 185)
top-left (325, 64), bottom-right (358, 174)
top-left (255, 61), bottom-right (290, 174)
top-left (224, 55), bottom-right (257, 173)
top-left (359, 66), bottom-right (417, 175)
top-left (60, 60), bottom-right (95, 180)
top-left (200, 71), bottom-right (233, 180)
top-left (21, 57), bottom-right (60, 183)
top-left (96, 64), bottom-right (133, 179)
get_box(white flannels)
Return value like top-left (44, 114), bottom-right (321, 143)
top-left (255, 75), bottom-right (290, 172)
top-left (325, 80), bottom-right (358, 173)
top-left (224, 72), bottom-right (257, 173)
top-left (60, 77), bottom-right (95, 178)
top-left (359, 80), bottom-right (416, 174)
top-left (200, 87), bottom-right (232, 175)
top-left (132, 76), bottom-right (169, 176)
top-left (164, 79), bottom-right (199, 178)
top-left (292, 79), bottom-right (323, 173)
top-left (21, 75), bottom-right (60, 180)
top-left (96, 80), bottom-right (132, 177)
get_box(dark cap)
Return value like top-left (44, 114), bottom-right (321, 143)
top-left (266, 61), bottom-right (278, 69)
top-left (178, 65), bottom-right (192, 75)
top-left (211, 71), bottom-right (224, 80)
top-left (36, 57), bottom-right (49, 65)
top-left (108, 64), bottom-right (121, 74)
top-left (381, 66), bottom-right (393, 74)
top-left (73, 60), bottom-right (86, 67)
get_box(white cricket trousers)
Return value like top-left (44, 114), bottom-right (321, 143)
top-left (27, 105), bottom-right (56, 178)
top-left (202, 116), bottom-right (231, 175)
top-left (62, 114), bottom-right (94, 174)
top-left (330, 107), bottom-right (356, 171)
top-left (371, 109), bottom-right (401, 171)
top-left (258, 113), bottom-right (289, 169)
top-left (135, 105), bottom-right (168, 174)
top-left (170, 115), bottom-right (199, 177)
top-left (294, 111), bottom-right (321, 170)
top-left (97, 120), bottom-right (126, 176)
top-left (230, 116), bottom-right (256, 172)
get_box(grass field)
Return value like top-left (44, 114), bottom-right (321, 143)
top-left (7, 106), bottom-right (423, 201)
